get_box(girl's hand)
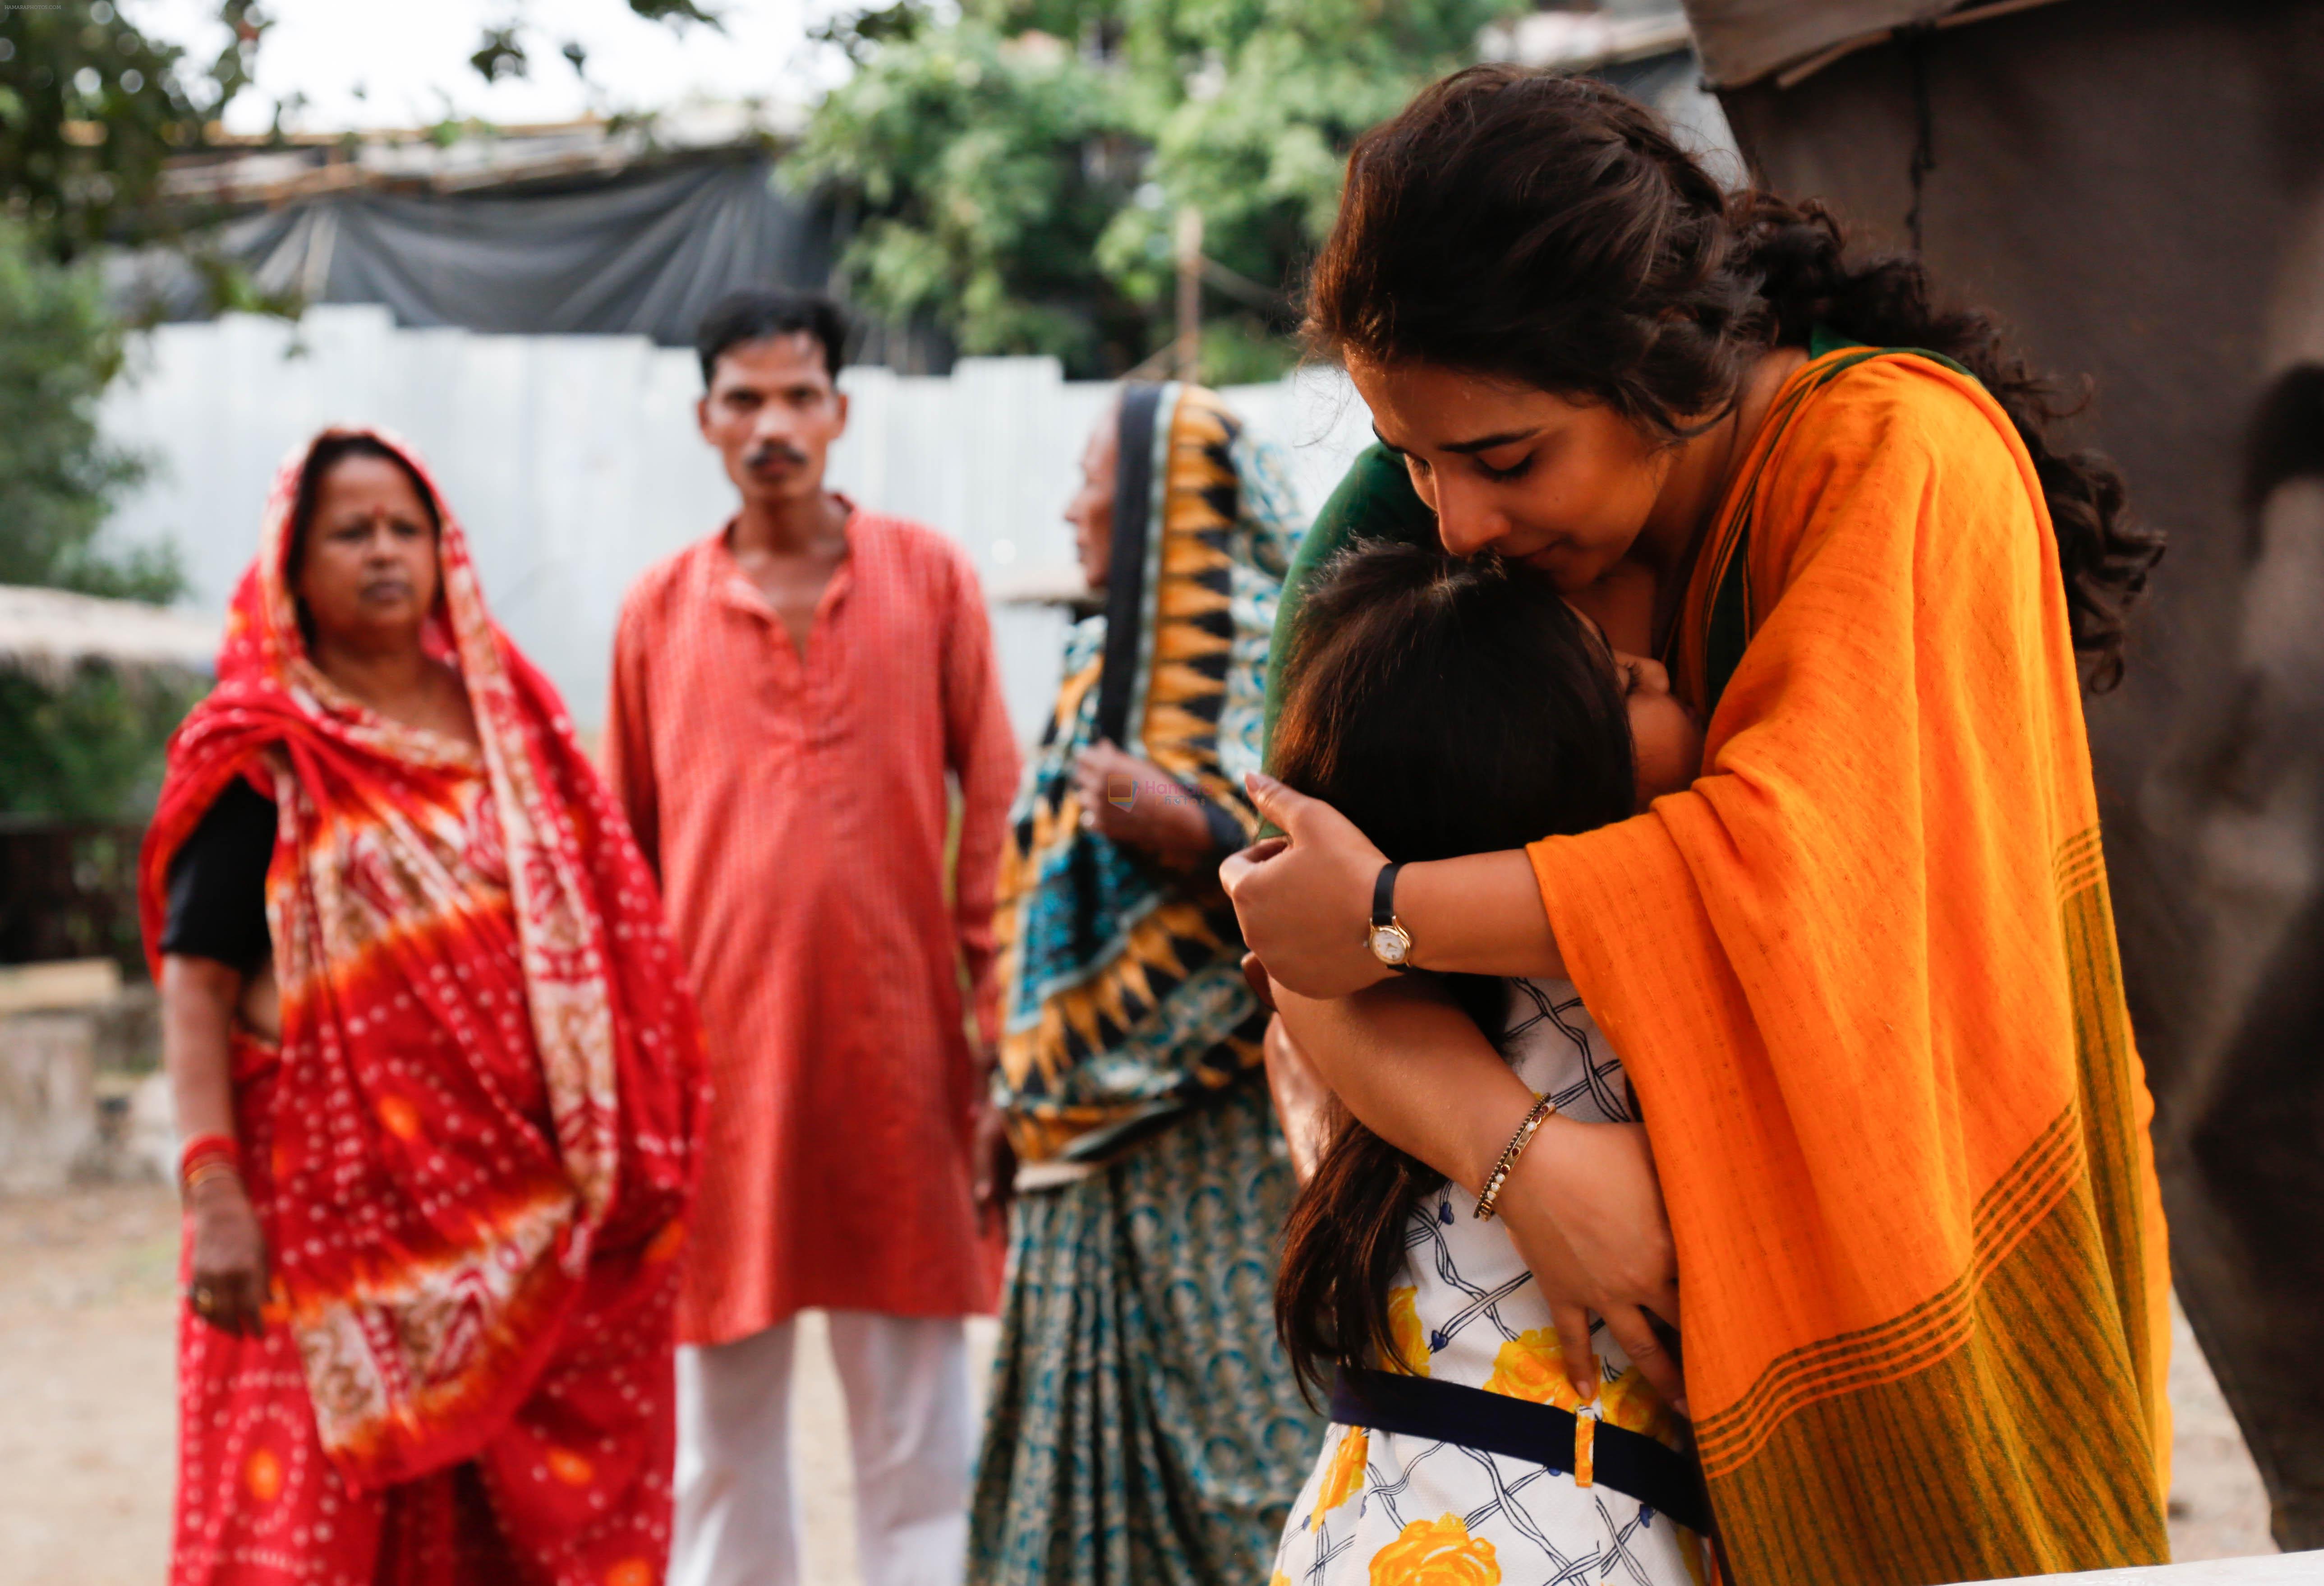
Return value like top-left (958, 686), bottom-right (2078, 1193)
top-left (1219, 773), bottom-right (1393, 998)
top-left (969, 1096), bottom-right (1017, 1237)
top-left (187, 1174), bottom-right (270, 1338)
top-left (1495, 1119), bottom-right (1686, 1411)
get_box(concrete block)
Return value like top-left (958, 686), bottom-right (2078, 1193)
top-left (0, 1011), bottom-right (99, 1192)
top-left (0, 959), bottom-right (122, 1019)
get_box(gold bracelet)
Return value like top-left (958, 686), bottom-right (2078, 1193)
top-left (183, 1159), bottom-right (243, 1198)
top-left (1473, 1093), bottom-right (1558, 1222)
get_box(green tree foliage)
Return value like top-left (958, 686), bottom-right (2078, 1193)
top-left (0, 6), bottom-right (279, 821)
top-left (796, 21), bottom-right (1142, 371)
top-left (0, 667), bottom-right (198, 820)
top-left (0, 219), bottom-right (167, 599)
top-left (792, 0), bottom-right (1516, 377)
top-left (461, 2), bottom-right (722, 116)
top-left (0, 0), bottom-right (267, 260)
top-left (0, 218), bottom-right (194, 820)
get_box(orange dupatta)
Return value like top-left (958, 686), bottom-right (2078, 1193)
top-left (1530, 349), bottom-right (2172, 1585)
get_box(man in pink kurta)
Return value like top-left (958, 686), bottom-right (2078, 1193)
top-left (605, 291), bottom-right (1018, 1586)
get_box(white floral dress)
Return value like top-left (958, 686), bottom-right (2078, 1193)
top-left (1270, 978), bottom-right (1711, 1586)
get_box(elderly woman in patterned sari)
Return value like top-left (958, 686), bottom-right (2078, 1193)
top-left (967, 384), bottom-right (1322, 1585)
top-left (143, 427), bottom-right (704, 1586)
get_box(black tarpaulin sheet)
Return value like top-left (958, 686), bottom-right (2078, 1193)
top-left (124, 157), bottom-right (831, 349)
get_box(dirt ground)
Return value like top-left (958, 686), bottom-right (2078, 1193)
top-left (0, 1181), bottom-right (2273, 1585)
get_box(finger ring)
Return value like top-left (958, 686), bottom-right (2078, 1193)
top-left (189, 1282), bottom-right (214, 1310)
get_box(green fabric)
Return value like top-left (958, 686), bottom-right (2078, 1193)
top-left (1808, 322), bottom-right (1856, 360)
top-left (1812, 321), bottom-right (1974, 378)
top-left (967, 1080), bottom-right (1325, 1586)
top-left (1259, 442), bottom-right (1435, 773)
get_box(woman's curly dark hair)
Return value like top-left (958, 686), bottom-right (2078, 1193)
top-left (1306, 65), bottom-right (2161, 690)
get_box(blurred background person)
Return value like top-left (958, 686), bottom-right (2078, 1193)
top-left (141, 427), bottom-right (704, 1584)
top-left (969, 383), bottom-right (1320, 1586)
top-left (606, 290), bottom-right (1020, 1586)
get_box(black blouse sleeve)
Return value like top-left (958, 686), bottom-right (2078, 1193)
top-left (1198, 792), bottom-right (1250, 858)
top-left (160, 778), bottom-right (277, 973)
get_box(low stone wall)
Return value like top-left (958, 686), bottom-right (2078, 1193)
top-left (0, 1010), bottom-right (99, 1192)
top-left (0, 964), bottom-right (166, 1191)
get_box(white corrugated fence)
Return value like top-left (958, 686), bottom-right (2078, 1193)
top-left (95, 305), bottom-right (1377, 740)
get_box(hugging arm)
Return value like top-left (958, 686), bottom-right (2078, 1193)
top-left (1261, 1005), bottom-right (1334, 1185)
top-left (1222, 774), bottom-right (1564, 997)
top-left (1227, 772), bottom-right (1684, 1403)
top-left (1264, 965), bottom-right (1684, 1408)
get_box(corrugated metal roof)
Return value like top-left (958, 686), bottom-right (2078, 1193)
top-left (0, 587), bottom-right (220, 683)
top-left (1681, 0), bottom-right (2070, 87)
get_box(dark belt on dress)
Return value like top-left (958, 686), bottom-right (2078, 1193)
top-left (1331, 1365), bottom-right (1716, 1536)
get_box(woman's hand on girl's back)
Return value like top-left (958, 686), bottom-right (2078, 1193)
top-left (1220, 774), bottom-right (1394, 998)
top-left (1497, 1118), bottom-right (1687, 1413)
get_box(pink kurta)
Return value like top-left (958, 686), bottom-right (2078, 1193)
top-left (606, 509), bottom-right (1018, 1344)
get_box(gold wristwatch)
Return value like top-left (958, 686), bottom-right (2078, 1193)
top-left (1366, 860), bottom-right (1413, 972)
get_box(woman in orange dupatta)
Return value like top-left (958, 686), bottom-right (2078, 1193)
top-left (142, 427), bottom-right (704, 1586)
top-left (1227, 69), bottom-right (2172, 1586)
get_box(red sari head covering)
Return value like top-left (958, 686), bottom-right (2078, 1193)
top-left (141, 426), bottom-right (704, 1489)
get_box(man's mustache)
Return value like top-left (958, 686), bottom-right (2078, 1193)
top-left (744, 442), bottom-right (810, 471)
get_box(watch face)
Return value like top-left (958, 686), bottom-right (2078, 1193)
top-left (1368, 924), bottom-right (1410, 965)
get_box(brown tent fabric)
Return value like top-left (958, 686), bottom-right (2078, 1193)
top-left (1696, 0), bottom-right (2324, 1549)
top-left (1686, 0), bottom-right (2068, 87)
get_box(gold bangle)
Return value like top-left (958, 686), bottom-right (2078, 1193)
top-left (183, 1160), bottom-right (243, 1198)
top-left (1473, 1092), bottom-right (1558, 1222)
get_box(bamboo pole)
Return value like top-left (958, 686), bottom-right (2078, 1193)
top-left (1174, 204), bottom-right (1204, 383)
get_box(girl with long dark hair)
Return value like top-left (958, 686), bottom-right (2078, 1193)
top-left (1225, 66), bottom-right (2171, 1586)
top-left (1266, 540), bottom-right (1711, 1584)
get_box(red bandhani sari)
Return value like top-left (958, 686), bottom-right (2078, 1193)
top-left (141, 428), bottom-right (705, 1586)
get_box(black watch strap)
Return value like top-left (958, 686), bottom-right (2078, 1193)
top-left (1373, 862), bottom-right (1404, 929)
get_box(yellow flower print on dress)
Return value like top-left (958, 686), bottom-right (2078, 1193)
top-left (1367, 1513), bottom-right (1500, 1586)
top-left (1600, 1363), bottom-right (1678, 1448)
top-left (1314, 1425), bottom-right (1369, 1517)
top-left (1481, 1326), bottom-right (1588, 1409)
top-left (1386, 1286), bottom-right (1431, 1375)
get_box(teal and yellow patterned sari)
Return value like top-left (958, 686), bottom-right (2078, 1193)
top-left (993, 381), bottom-right (1302, 1164)
top-left (972, 384), bottom-right (1323, 1586)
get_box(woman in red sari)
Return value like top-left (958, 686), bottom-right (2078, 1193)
top-left (142, 427), bottom-right (705, 1586)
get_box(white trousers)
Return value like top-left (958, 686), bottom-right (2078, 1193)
top-left (672, 1312), bottom-right (971, 1586)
